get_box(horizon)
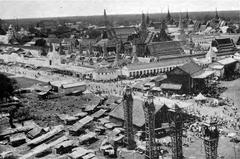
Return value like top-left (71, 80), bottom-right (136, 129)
top-left (2, 9), bottom-right (240, 21)
top-left (0, 0), bottom-right (239, 20)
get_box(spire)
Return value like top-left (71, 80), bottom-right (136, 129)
top-left (178, 13), bottom-right (184, 30)
top-left (104, 9), bottom-right (108, 27)
top-left (166, 7), bottom-right (171, 21)
top-left (141, 12), bottom-right (147, 31)
top-left (146, 13), bottom-right (150, 26)
top-left (215, 8), bottom-right (219, 19)
top-left (186, 10), bottom-right (189, 20)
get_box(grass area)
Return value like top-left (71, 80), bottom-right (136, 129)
top-left (13, 77), bottom-right (46, 88)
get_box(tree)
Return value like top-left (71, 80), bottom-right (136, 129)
top-left (0, 73), bottom-right (18, 101)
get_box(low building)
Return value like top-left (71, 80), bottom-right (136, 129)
top-left (49, 80), bottom-right (86, 94)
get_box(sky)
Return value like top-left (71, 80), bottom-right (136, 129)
top-left (0, 0), bottom-right (239, 19)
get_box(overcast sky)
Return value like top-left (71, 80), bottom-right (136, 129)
top-left (0, 0), bottom-right (239, 19)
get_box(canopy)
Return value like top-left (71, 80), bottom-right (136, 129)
top-left (192, 70), bottom-right (215, 79)
top-left (160, 83), bottom-right (182, 90)
top-left (194, 93), bottom-right (207, 101)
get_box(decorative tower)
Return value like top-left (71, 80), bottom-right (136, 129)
top-left (168, 104), bottom-right (184, 159)
top-left (143, 91), bottom-right (158, 159)
top-left (123, 86), bottom-right (136, 150)
top-left (201, 120), bottom-right (219, 159)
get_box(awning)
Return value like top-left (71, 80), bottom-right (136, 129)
top-left (210, 64), bottom-right (224, 70)
top-left (192, 70), bottom-right (215, 79)
top-left (217, 57), bottom-right (237, 65)
top-left (160, 83), bottom-right (182, 90)
top-left (144, 82), bottom-right (155, 87)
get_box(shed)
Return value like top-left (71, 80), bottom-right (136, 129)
top-left (69, 147), bottom-right (94, 159)
top-left (9, 133), bottom-right (26, 146)
top-left (91, 109), bottom-right (107, 119)
top-left (69, 116), bottom-right (93, 134)
top-left (82, 153), bottom-right (96, 159)
top-left (26, 121), bottom-right (45, 139)
top-left (79, 132), bottom-right (97, 144)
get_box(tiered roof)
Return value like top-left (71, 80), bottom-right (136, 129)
top-left (212, 38), bottom-right (238, 56)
